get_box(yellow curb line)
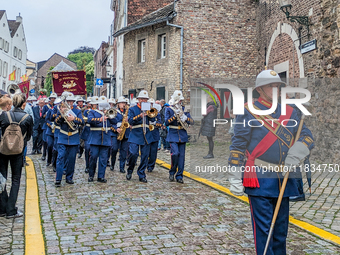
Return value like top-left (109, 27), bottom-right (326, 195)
top-left (155, 158), bottom-right (340, 246)
top-left (25, 157), bottom-right (45, 255)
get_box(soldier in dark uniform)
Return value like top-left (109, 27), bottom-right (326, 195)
top-left (42, 93), bottom-right (56, 163)
top-left (164, 90), bottom-right (194, 183)
top-left (81, 97), bottom-right (92, 173)
top-left (228, 69), bottom-right (314, 254)
top-left (76, 96), bottom-right (86, 158)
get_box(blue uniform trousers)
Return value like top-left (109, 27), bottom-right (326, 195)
top-left (169, 142), bottom-right (186, 180)
top-left (84, 140), bottom-right (91, 170)
top-left (42, 131), bottom-right (47, 157)
top-left (248, 195), bottom-right (289, 255)
top-left (147, 141), bottom-right (158, 171)
top-left (118, 138), bottom-right (129, 170)
top-left (56, 145), bottom-right (78, 181)
top-left (111, 136), bottom-right (119, 168)
top-left (127, 143), bottom-right (150, 179)
top-left (46, 135), bottom-right (54, 164)
top-left (89, 145), bottom-right (109, 179)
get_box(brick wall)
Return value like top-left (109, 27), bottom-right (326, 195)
top-left (36, 53), bottom-right (77, 89)
top-left (256, 0), bottom-right (340, 163)
top-left (127, 0), bottom-right (173, 25)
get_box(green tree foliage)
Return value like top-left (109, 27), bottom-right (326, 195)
top-left (44, 66), bottom-right (54, 96)
top-left (85, 60), bottom-right (94, 95)
top-left (67, 52), bottom-right (93, 70)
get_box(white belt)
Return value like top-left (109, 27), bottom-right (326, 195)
top-left (169, 125), bottom-right (183, 130)
top-left (55, 126), bottom-right (60, 130)
top-left (86, 124), bottom-right (90, 127)
top-left (59, 129), bottom-right (79, 136)
top-left (132, 124), bottom-right (150, 129)
top-left (254, 158), bottom-right (284, 172)
top-left (90, 127), bottom-right (106, 131)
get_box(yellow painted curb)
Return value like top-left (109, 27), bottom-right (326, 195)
top-left (25, 157), bottom-right (45, 255)
top-left (156, 157), bottom-right (340, 246)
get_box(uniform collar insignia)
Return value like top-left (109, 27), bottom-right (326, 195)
top-left (258, 97), bottom-right (272, 108)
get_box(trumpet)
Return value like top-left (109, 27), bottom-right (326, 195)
top-left (57, 102), bottom-right (77, 130)
top-left (146, 107), bottom-right (158, 118)
top-left (105, 108), bottom-right (117, 119)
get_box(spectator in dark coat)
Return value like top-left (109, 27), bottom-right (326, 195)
top-left (0, 93), bottom-right (33, 218)
top-left (201, 100), bottom-right (218, 159)
top-left (32, 99), bottom-right (45, 154)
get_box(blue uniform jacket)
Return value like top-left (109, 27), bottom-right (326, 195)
top-left (165, 106), bottom-right (194, 143)
top-left (127, 104), bottom-right (155, 145)
top-left (87, 109), bottom-right (117, 146)
top-left (115, 108), bottom-right (130, 139)
top-left (51, 105), bottom-right (60, 138)
top-left (229, 98), bottom-right (314, 198)
top-left (42, 103), bottom-right (53, 130)
top-left (45, 109), bottom-right (54, 136)
top-left (149, 112), bottom-right (162, 143)
top-left (80, 108), bottom-right (91, 140)
top-left (32, 105), bottom-right (45, 130)
top-left (55, 106), bottom-right (84, 145)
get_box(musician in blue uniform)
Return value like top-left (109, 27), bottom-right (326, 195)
top-left (55, 94), bottom-right (84, 186)
top-left (165, 90), bottom-right (194, 183)
top-left (126, 90), bottom-right (155, 183)
top-left (42, 93), bottom-right (57, 164)
top-left (87, 96), bottom-right (116, 183)
top-left (228, 69), bottom-right (314, 255)
top-left (41, 98), bottom-right (50, 161)
top-left (115, 96), bottom-right (130, 173)
top-left (107, 98), bottom-right (118, 171)
top-left (81, 97), bottom-right (92, 173)
top-left (147, 98), bottom-right (162, 172)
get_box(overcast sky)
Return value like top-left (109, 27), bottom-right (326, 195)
top-left (2, 0), bottom-right (114, 63)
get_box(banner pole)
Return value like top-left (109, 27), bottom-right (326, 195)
top-left (51, 72), bottom-right (55, 93)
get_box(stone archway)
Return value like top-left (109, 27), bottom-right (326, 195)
top-left (266, 22), bottom-right (305, 79)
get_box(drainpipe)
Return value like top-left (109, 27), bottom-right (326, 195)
top-left (167, 1), bottom-right (183, 90)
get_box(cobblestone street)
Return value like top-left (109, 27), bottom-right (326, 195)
top-left (1, 147), bottom-right (340, 254)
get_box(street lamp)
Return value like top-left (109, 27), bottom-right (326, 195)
top-left (279, 0), bottom-right (310, 38)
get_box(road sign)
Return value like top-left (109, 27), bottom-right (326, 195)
top-left (30, 89), bottom-right (35, 94)
top-left (301, 39), bottom-right (317, 54)
top-left (96, 78), bottom-right (103, 86)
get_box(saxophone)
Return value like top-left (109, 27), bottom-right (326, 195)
top-left (117, 105), bottom-right (130, 141)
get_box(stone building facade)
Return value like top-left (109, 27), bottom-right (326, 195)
top-left (94, 41), bottom-right (109, 96)
top-left (115, 0), bottom-right (258, 119)
top-left (256, 0), bottom-right (339, 163)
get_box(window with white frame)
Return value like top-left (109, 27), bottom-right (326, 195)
top-left (17, 68), bottom-right (21, 81)
top-left (0, 38), bottom-right (3, 50)
top-left (0, 60), bottom-right (2, 76)
top-left (160, 34), bottom-right (166, 59)
top-left (3, 62), bottom-right (8, 78)
top-left (190, 88), bottom-right (203, 120)
top-left (18, 50), bottom-right (22, 60)
top-left (13, 46), bottom-right (18, 58)
top-left (138, 39), bottom-right (146, 63)
top-left (4, 41), bottom-right (9, 53)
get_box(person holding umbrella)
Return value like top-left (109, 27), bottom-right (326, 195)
top-left (228, 69), bottom-right (314, 255)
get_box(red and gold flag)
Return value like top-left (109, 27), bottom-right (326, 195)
top-left (8, 70), bottom-right (16, 81)
top-left (18, 81), bottom-right (30, 98)
top-left (52, 71), bottom-right (87, 96)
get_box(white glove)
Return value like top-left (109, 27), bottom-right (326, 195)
top-left (228, 167), bottom-right (244, 196)
top-left (180, 115), bottom-right (188, 122)
top-left (117, 122), bottom-right (122, 128)
top-left (283, 141), bottom-right (310, 175)
top-left (150, 121), bottom-right (156, 125)
top-left (175, 109), bottom-right (181, 114)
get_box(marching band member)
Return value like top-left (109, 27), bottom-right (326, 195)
top-left (165, 90), bottom-right (194, 183)
top-left (126, 90), bottom-right (155, 183)
top-left (115, 96), bottom-right (130, 173)
top-left (87, 96), bottom-right (117, 183)
top-left (55, 94), bottom-right (84, 186)
top-left (42, 93), bottom-right (57, 163)
top-left (146, 98), bottom-right (162, 172)
top-left (108, 98), bottom-right (118, 171)
top-left (81, 97), bottom-right (92, 173)
top-left (76, 96), bottom-right (86, 159)
top-left (41, 98), bottom-right (50, 161)
top-left (228, 69), bottom-right (314, 254)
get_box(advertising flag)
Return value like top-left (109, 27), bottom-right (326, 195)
top-left (52, 71), bottom-right (87, 96)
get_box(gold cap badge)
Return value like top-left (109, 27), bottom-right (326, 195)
top-left (270, 71), bottom-right (277, 76)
